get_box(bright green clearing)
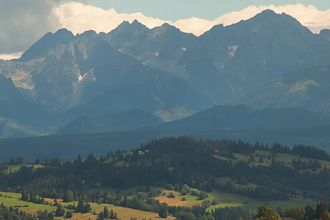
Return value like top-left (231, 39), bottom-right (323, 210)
top-left (0, 191), bottom-right (55, 213)
top-left (207, 191), bottom-right (317, 212)
top-left (3, 164), bottom-right (45, 174)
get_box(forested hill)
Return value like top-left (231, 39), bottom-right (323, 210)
top-left (1, 137), bottom-right (330, 219)
top-left (2, 137), bottom-right (330, 201)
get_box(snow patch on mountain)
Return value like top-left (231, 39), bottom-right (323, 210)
top-left (287, 80), bottom-right (319, 94)
top-left (154, 96), bottom-right (164, 104)
top-left (228, 45), bottom-right (239, 58)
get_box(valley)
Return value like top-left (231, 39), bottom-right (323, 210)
top-left (0, 137), bottom-right (328, 219)
top-left (1, 5), bottom-right (330, 220)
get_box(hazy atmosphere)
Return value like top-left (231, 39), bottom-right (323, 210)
top-left (1, 1), bottom-right (330, 219)
top-left (2, 0), bottom-right (330, 58)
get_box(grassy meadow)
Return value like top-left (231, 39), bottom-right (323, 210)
top-left (0, 191), bottom-right (175, 220)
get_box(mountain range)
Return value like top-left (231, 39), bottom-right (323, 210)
top-left (1, 105), bottom-right (330, 161)
top-left (1, 9), bottom-right (330, 153)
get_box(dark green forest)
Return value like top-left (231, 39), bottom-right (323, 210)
top-left (1, 137), bottom-right (330, 219)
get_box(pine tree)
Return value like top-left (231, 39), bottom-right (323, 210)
top-left (97, 212), bottom-right (105, 220)
top-left (103, 207), bottom-right (110, 218)
top-left (159, 207), bottom-right (168, 218)
top-left (255, 205), bottom-right (280, 220)
top-left (55, 204), bottom-right (65, 217)
top-left (65, 211), bottom-right (73, 218)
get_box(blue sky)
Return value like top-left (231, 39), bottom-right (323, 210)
top-left (85, 0), bottom-right (330, 20)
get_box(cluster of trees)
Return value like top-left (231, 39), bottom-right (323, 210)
top-left (291, 145), bottom-right (330, 161)
top-left (255, 202), bottom-right (330, 220)
top-left (255, 205), bottom-right (280, 220)
top-left (21, 192), bottom-right (44, 204)
top-left (212, 207), bottom-right (252, 220)
top-left (215, 139), bottom-right (330, 161)
top-left (54, 203), bottom-right (73, 218)
top-left (54, 204), bottom-right (65, 217)
top-left (0, 201), bottom-right (252, 220)
top-left (75, 200), bottom-right (91, 213)
top-left (1, 137), bottom-right (330, 219)
top-left (60, 200), bottom-right (92, 214)
top-left (22, 192), bottom-right (89, 218)
top-left (97, 207), bottom-right (118, 220)
top-left (167, 205), bottom-right (252, 220)
top-left (279, 202), bottom-right (330, 220)
top-left (217, 178), bottom-right (289, 201)
top-left (0, 204), bottom-right (35, 220)
top-left (0, 203), bottom-right (54, 220)
top-left (291, 159), bottom-right (321, 171)
top-left (1, 137), bottom-right (330, 203)
top-left (7, 157), bottom-right (24, 165)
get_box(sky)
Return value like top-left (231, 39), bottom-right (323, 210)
top-left (86, 0), bottom-right (330, 20)
top-left (1, 0), bottom-right (330, 59)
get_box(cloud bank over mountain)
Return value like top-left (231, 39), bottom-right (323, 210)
top-left (54, 2), bottom-right (168, 34)
top-left (174, 4), bottom-right (330, 35)
top-left (0, 52), bottom-right (23, 61)
top-left (0, 0), bottom-right (59, 57)
top-left (1, 1), bottom-right (330, 60)
top-left (56, 3), bottom-right (330, 36)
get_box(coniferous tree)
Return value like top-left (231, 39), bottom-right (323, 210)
top-left (255, 205), bottom-right (280, 220)
top-left (159, 207), bottom-right (168, 218)
top-left (55, 204), bottom-right (65, 217)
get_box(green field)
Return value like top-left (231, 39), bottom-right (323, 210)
top-left (0, 192), bottom-right (55, 213)
top-left (155, 189), bottom-right (203, 207)
top-left (207, 191), bottom-right (316, 212)
top-left (3, 164), bottom-right (45, 174)
top-left (4, 188), bottom-right (313, 219)
top-left (0, 140), bottom-right (326, 219)
top-left (0, 191), bottom-right (175, 220)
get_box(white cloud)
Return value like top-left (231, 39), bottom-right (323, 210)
top-left (174, 17), bottom-right (216, 36)
top-left (0, 52), bottom-right (23, 60)
top-left (212, 4), bottom-right (330, 34)
top-left (0, 0), bottom-right (59, 54)
top-left (53, 2), bottom-right (169, 34)
top-left (2, 2), bottom-right (330, 54)
top-left (175, 4), bottom-right (330, 35)
top-left (52, 3), bottom-right (330, 36)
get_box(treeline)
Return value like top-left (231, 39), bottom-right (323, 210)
top-left (279, 202), bottom-right (330, 220)
top-left (1, 137), bottom-right (330, 219)
top-left (229, 140), bottom-right (330, 161)
top-left (1, 137), bottom-right (330, 203)
top-left (168, 206), bottom-right (252, 220)
top-left (256, 202), bottom-right (330, 220)
top-left (0, 203), bottom-right (54, 220)
top-left (1, 137), bottom-right (330, 202)
top-left (0, 204), bottom-right (34, 220)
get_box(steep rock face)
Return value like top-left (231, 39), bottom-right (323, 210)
top-left (107, 11), bottom-right (330, 106)
top-left (19, 28), bottom-right (75, 61)
top-left (180, 10), bottom-right (330, 103)
top-left (238, 66), bottom-right (330, 115)
top-left (1, 10), bottom-right (330, 138)
top-left (4, 10), bottom-right (330, 115)
top-left (0, 75), bottom-right (50, 126)
top-left (5, 28), bottom-right (211, 114)
top-left (0, 58), bottom-right (43, 90)
top-left (105, 21), bottom-right (197, 79)
top-left (30, 43), bottom-right (82, 111)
